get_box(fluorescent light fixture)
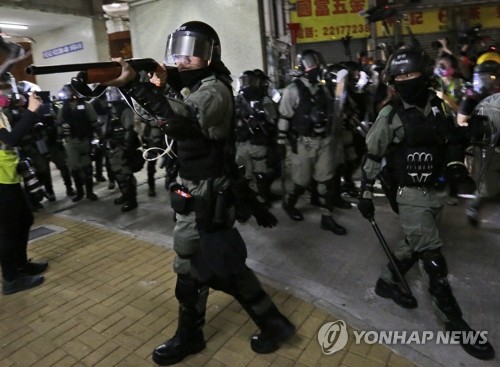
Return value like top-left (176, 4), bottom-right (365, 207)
top-left (0, 23), bottom-right (28, 30)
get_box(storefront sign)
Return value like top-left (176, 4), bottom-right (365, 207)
top-left (290, 0), bottom-right (370, 43)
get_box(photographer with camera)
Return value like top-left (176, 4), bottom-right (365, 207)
top-left (0, 74), bottom-right (48, 295)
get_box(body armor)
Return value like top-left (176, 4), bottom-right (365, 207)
top-left (290, 79), bottom-right (329, 137)
top-left (61, 101), bottom-right (93, 139)
top-left (388, 97), bottom-right (448, 187)
top-left (234, 95), bottom-right (269, 145)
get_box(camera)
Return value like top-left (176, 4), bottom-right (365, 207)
top-left (458, 24), bottom-right (482, 46)
top-left (17, 158), bottom-right (44, 201)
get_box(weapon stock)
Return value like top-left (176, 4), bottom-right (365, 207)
top-left (25, 58), bottom-right (161, 84)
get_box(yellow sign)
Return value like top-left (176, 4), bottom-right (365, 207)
top-left (376, 5), bottom-right (500, 36)
top-left (290, 0), bottom-right (371, 43)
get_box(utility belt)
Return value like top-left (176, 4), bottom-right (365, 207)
top-left (169, 183), bottom-right (231, 229)
top-left (0, 143), bottom-right (13, 151)
top-left (399, 180), bottom-right (446, 192)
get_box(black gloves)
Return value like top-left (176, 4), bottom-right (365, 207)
top-left (230, 173), bottom-right (278, 228)
top-left (358, 198), bottom-right (375, 219)
top-left (251, 200), bottom-right (278, 228)
top-left (358, 178), bottom-right (375, 219)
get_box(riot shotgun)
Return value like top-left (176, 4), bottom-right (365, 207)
top-left (25, 58), bottom-right (161, 84)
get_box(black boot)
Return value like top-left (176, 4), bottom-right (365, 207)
top-left (61, 169), bottom-right (75, 197)
top-left (445, 318), bottom-right (495, 360)
top-left (71, 169), bottom-right (85, 202)
top-left (282, 184), bottom-right (304, 221)
top-left (152, 305), bottom-right (206, 366)
top-left (375, 252), bottom-right (418, 308)
top-left (121, 199), bottom-right (138, 212)
top-left (84, 166), bottom-right (98, 201)
top-left (320, 215), bottom-right (347, 235)
top-left (420, 249), bottom-right (494, 359)
top-left (250, 306), bottom-right (296, 354)
top-left (152, 275), bottom-right (208, 366)
top-left (236, 294), bottom-right (295, 354)
top-left (375, 278), bottom-right (417, 308)
top-left (114, 196), bottom-right (126, 205)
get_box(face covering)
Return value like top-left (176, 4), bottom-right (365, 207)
top-left (0, 95), bottom-right (10, 108)
top-left (305, 68), bottom-right (321, 84)
top-left (178, 67), bottom-right (213, 89)
top-left (394, 76), bottom-right (429, 107)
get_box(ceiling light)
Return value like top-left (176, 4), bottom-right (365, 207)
top-left (0, 23), bottom-right (28, 30)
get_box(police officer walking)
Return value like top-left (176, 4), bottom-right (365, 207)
top-left (57, 84), bottom-right (100, 202)
top-left (277, 49), bottom-right (347, 235)
top-left (358, 46), bottom-right (494, 360)
top-left (103, 21), bottom-right (295, 366)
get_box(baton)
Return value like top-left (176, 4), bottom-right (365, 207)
top-left (369, 217), bottom-right (413, 296)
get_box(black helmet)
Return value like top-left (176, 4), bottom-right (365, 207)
top-left (387, 47), bottom-right (432, 79)
top-left (296, 49), bottom-right (324, 72)
top-left (252, 69), bottom-right (270, 89)
top-left (57, 84), bottom-right (77, 101)
top-left (472, 60), bottom-right (499, 95)
top-left (238, 70), bottom-right (259, 91)
top-left (164, 21), bottom-right (221, 67)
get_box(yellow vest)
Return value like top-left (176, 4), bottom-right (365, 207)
top-left (0, 112), bottom-right (20, 184)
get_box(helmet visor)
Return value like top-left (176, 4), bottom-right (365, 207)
top-left (473, 72), bottom-right (497, 94)
top-left (300, 53), bottom-right (321, 70)
top-left (164, 31), bottom-right (214, 67)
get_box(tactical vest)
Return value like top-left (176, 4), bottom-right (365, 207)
top-left (290, 79), bottom-right (329, 137)
top-left (61, 101), bottom-right (93, 139)
top-left (108, 103), bottom-right (128, 144)
top-left (176, 77), bottom-right (229, 181)
top-left (234, 95), bottom-right (269, 145)
top-left (387, 96), bottom-right (449, 187)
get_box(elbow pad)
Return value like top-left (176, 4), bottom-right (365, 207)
top-left (121, 81), bottom-right (172, 118)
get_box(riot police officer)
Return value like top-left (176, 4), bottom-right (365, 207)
top-left (358, 46), bottom-right (494, 360)
top-left (456, 51), bottom-right (500, 225)
top-left (103, 21), bottom-right (295, 366)
top-left (105, 87), bottom-right (140, 212)
top-left (235, 70), bottom-right (278, 205)
top-left (56, 84), bottom-right (100, 202)
top-left (277, 49), bottom-right (347, 235)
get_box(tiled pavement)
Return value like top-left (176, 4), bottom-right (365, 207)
top-left (0, 213), bottom-right (417, 367)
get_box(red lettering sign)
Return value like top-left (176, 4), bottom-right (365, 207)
top-left (332, 0), bottom-right (348, 14)
top-left (297, 0), bottom-right (313, 17)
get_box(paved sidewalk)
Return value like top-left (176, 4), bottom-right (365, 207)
top-left (0, 213), bottom-right (417, 367)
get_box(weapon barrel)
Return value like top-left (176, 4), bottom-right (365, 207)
top-left (25, 61), bottom-right (120, 76)
top-left (25, 58), bottom-right (159, 76)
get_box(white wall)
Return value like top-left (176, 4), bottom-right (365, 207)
top-left (129, 0), bottom-right (263, 91)
top-left (30, 18), bottom-right (109, 97)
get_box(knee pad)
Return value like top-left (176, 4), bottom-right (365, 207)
top-left (419, 249), bottom-right (448, 279)
top-left (175, 273), bottom-right (202, 305)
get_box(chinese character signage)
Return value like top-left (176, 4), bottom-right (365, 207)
top-left (376, 5), bottom-right (500, 36)
top-left (290, 0), bottom-right (370, 43)
top-left (42, 42), bottom-right (84, 59)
